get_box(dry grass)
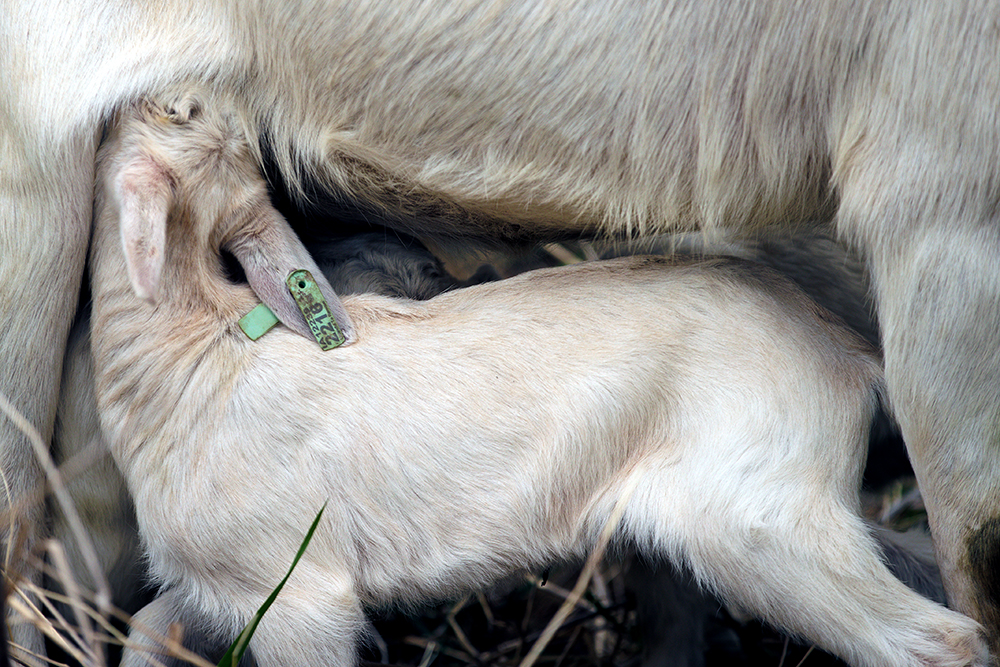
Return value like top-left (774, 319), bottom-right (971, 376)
top-left (0, 393), bottom-right (213, 667)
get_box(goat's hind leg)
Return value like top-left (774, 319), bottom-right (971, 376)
top-left (626, 558), bottom-right (715, 667)
top-left (706, 505), bottom-right (984, 666)
top-left (622, 465), bottom-right (987, 667)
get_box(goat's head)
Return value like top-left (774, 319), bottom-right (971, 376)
top-left (101, 86), bottom-right (356, 344)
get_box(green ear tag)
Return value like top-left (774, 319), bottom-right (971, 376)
top-left (287, 269), bottom-right (346, 350)
top-left (238, 303), bottom-right (279, 340)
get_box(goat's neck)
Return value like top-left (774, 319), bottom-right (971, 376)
top-left (88, 216), bottom-right (252, 459)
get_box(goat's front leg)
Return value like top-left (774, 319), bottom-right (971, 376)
top-left (867, 220), bottom-right (1000, 657)
top-left (838, 122), bottom-right (1000, 656)
top-left (0, 135), bottom-right (94, 659)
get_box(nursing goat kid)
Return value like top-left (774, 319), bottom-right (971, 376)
top-left (57, 232), bottom-right (920, 666)
top-left (91, 93), bottom-right (986, 667)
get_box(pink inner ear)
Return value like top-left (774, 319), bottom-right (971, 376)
top-left (115, 155), bottom-right (173, 302)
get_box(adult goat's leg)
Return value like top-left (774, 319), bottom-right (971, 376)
top-left (0, 136), bottom-right (94, 657)
top-left (865, 219), bottom-right (1000, 656)
top-left (838, 122), bottom-right (1000, 652)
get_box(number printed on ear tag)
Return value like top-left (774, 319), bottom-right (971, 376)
top-left (287, 269), bottom-right (346, 351)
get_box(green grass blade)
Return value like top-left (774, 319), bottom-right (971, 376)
top-left (217, 502), bottom-right (327, 666)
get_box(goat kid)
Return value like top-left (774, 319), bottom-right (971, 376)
top-left (56, 232), bottom-right (920, 666)
top-left (89, 92), bottom-right (987, 667)
top-left (56, 227), bottom-right (912, 667)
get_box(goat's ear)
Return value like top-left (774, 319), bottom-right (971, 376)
top-left (113, 152), bottom-right (173, 302)
top-left (225, 209), bottom-right (357, 345)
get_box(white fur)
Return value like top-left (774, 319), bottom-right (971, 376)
top-left (91, 91), bottom-right (987, 667)
top-left (50, 232), bottom-right (473, 615)
top-left (3, 0), bottom-right (1000, 656)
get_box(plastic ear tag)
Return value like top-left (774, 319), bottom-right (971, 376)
top-left (239, 303), bottom-right (279, 340)
top-left (287, 269), bottom-right (346, 351)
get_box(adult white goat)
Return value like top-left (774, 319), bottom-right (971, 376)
top-left (90, 89), bottom-right (986, 667)
top-left (3, 0), bottom-right (1000, 657)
